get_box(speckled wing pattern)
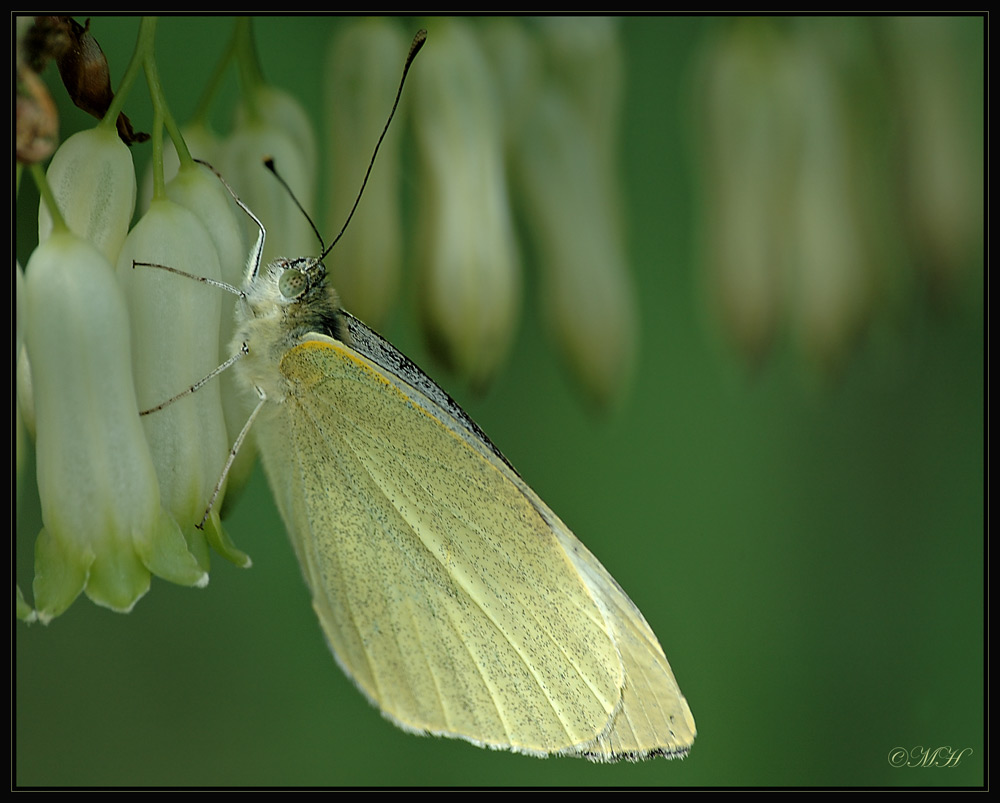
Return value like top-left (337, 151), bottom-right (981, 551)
top-left (256, 334), bottom-right (695, 761)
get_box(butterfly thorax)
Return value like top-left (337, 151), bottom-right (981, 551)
top-left (232, 256), bottom-right (346, 405)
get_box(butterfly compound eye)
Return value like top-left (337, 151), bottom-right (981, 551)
top-left (278, 267), bottom-right (309, 300)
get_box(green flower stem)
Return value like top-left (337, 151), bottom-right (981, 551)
top-left (102, 17), bottom-right (155, 131)
top-left (233, 17), bottom-right (265, 120)
top-left (30, 162), bottom-right (67, 233)
top-left (148, 97), bottom-right (166, 201)
top-left (142, 35), bottom-right (192, 200)
top-left (95, 16), bottom-right (195, 201)
top-left (190, 25), bottom-right (238, 124)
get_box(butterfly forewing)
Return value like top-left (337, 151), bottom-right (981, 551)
top-left (261, 336), bottom-right (635, 756)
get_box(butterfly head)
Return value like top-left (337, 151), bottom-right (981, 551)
top-left (241, 255), bottom-right (345, 348)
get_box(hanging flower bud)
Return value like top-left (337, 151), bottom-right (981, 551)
top-left (693, 23), bottom-right (791, 364)
top-left (164, 164), bottom-right (246, 290)
top-left (515, 86), bottom-right (638, 409)
top-left (536, 17), bottom-right (624, 169)
top-left (139, 121), bottom-right (223, 214)
top-left (116, 198), bottom-right (247, 568)
top-left (480, 19), bottom-right (543, 141)
top-left (38, 125), bottom-right (137, 265)
top-left (235, 84), bottom-right (318, 186)
top-left (510, 19), bottom-right (637, 409)
top-left (411, 19), bottom-right (520, 390)
top-left (885, 16), bottom-right (982, 297)
top-left (164, 160), bottom-right (256, 513)
top-left (783, 27), bottom-right (874, 370)
top-left (324, 18), bottom-right (407, 327)
top-left (220, 85), bottom-right (318, 268)
top-left (25, 229), bottom-right (206, 623)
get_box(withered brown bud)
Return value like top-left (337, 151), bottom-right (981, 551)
top-left (16, 67), bottom-right (59, 163)
top-left (27, 16), bottom-right (148, 145)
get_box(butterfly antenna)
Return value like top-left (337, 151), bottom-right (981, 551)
top-left (263, 157), bottom-right (326, 252)
top-left (319, 28), bottom-right (426, 262)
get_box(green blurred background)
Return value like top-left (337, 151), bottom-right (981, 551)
top-left (15, 16), bottom-right (983, 787)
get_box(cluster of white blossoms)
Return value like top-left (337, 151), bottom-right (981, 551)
top-left (18, 19), bottom-right (257, 623)
top-left (322, 17), bottom-right (637, 400)
top-left (692, 17), bottom-right (981, 372)
top-left (17, 17), bottom-right (637, 623)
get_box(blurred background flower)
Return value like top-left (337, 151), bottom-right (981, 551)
top-left (321, 16), bottom-right (637, 400)
top-left (693, 17), bottom-right (982, 374)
